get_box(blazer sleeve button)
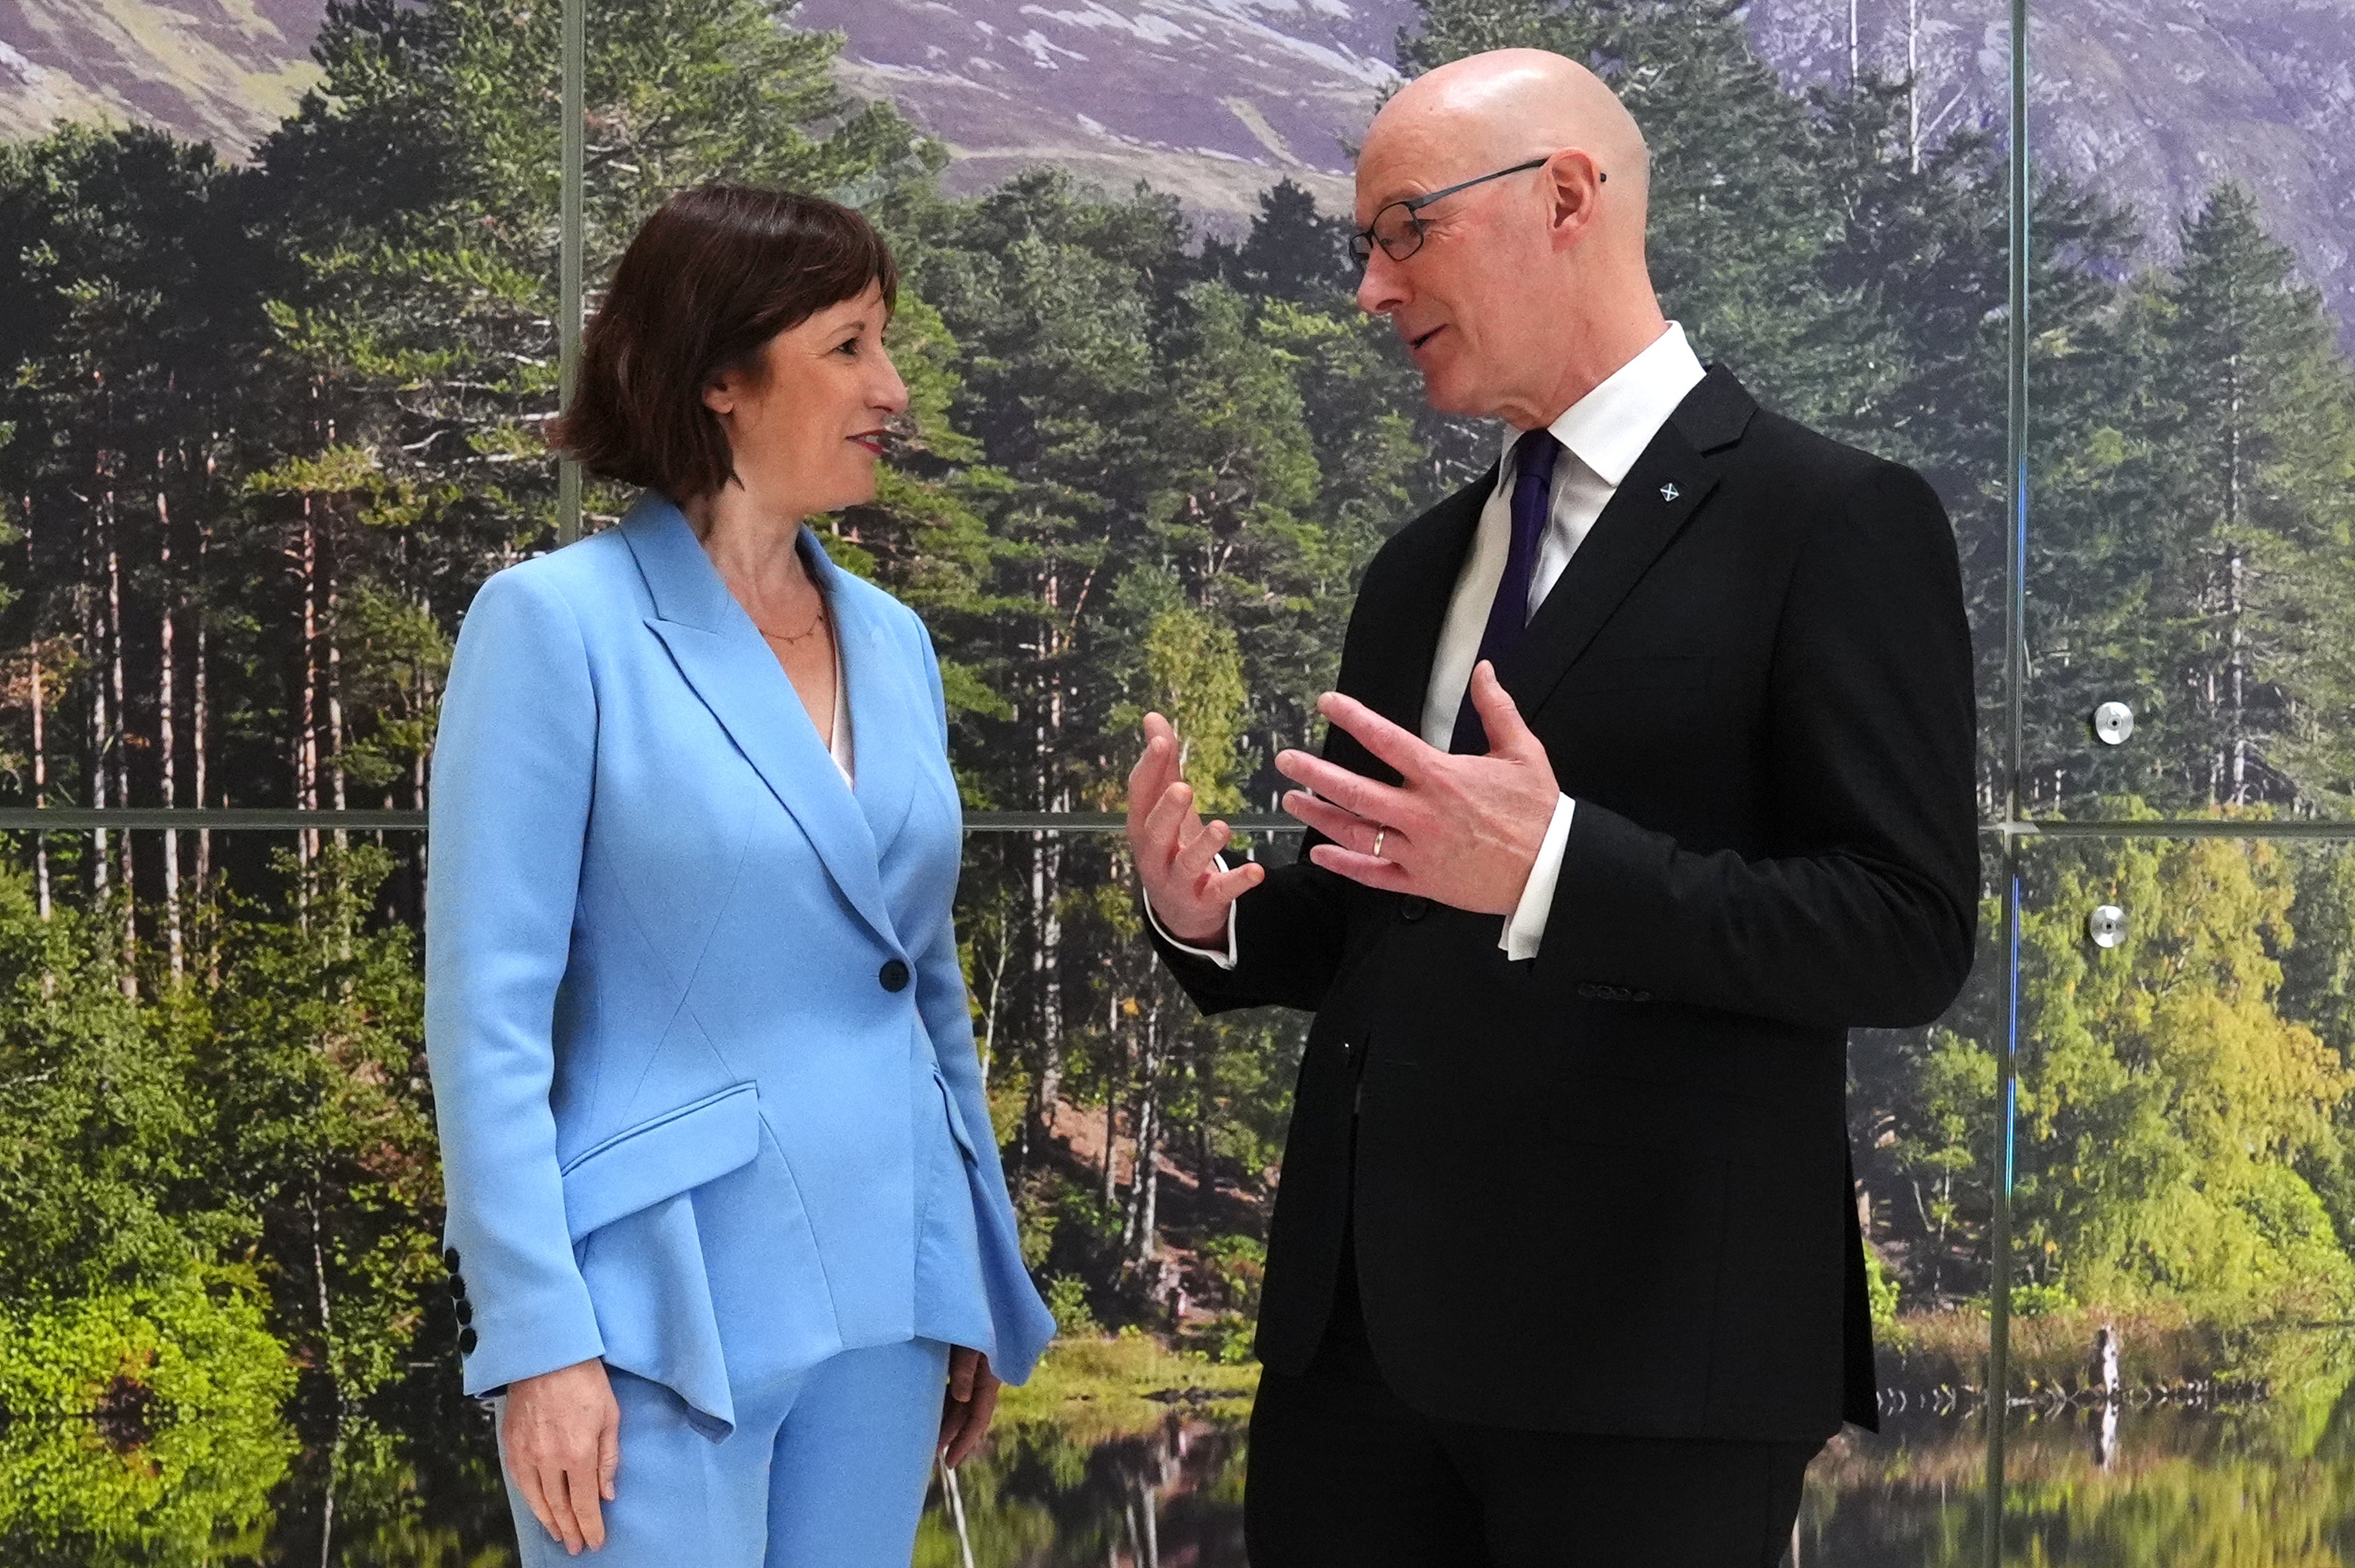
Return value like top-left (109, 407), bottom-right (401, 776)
top-left (880, 958), bottom-right (912, 993)
top-left (458, 1327), bottom-right (479, 1355)
top-left (449, 1276), bottom-right (467, 1302)
top-left (454, 1297), bottom-right (474, 1326)
top-left (442, 1246), bottom-right (461, 1275)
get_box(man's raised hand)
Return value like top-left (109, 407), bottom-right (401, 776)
top-left (1126, 712), bottom-right (1265, 947)
top-left (1276, 662), bottom-right (1559, 916)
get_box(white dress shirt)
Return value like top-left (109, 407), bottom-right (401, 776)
top-left (1152, 322), bottom-right (1708, 967)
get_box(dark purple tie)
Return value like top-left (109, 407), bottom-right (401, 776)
top-left (1450, 428), bottom-right (1562, 754)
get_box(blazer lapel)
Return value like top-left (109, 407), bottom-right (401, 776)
top-left (1504, 367), bottom-right (1757, 718)
top-left (621, 496), bottom-right (897, 946)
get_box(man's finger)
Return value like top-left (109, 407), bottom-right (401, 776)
top-left (1307, 842), bottom-right (1415, 891)
top-left (1201, 860), bottom-right (1265, 904)
top-left (1128, 717), bottom-right (1181, 808)
top-left (1282, 791), bottom-right (1401, 860)
top-left (1173, 814), bottom-right (1232, 879)
top-left (1317, 691), bottom-right (1440, 781)
top-left (1137, 780), bottom-right (1203, 869)
top-left (1275, 751), bottom-right (1416, 832)
top-left (1466, 662), bottom-right (1542, 760)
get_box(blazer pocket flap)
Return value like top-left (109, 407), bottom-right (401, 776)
top-left (560, 1083), bottom-right (761, 1242)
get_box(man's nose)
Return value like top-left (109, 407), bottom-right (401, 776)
top-left (1355, 248), bottom-right (1407, 317)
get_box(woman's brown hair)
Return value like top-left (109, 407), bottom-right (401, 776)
top-left (550, 183), bottom-right (899, 502)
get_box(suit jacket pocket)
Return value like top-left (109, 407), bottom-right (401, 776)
top-left (559, 1082), bottom-right (762, 1240)
top-left (562, 1083), bottom-right (764, 1440)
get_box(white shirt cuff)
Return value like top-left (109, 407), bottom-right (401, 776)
top-left (1141, 854), bottom-right (1240, 970)
top-left (1499, 794), bottom-right (1577, 962)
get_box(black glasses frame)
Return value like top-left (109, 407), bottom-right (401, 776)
top-left (1348, 156), bottom-right (1595, 264)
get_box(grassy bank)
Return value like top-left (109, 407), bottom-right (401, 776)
top-left (996, 1331), bottom-right (1259, 1442)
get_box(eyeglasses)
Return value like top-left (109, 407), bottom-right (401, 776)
top-left (1347, 156), bottom-right (1600, 264)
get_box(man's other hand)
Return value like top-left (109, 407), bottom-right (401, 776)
top-left (1127, 712), bottom-right (1265, 946)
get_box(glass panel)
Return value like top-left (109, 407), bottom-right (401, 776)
top-left (1810, 829), bottom-right (2006, 1564)
top-left (2006, 834), bottom-right (2355, 1560)
top-left (2022, 41), bottom-right (2355, 820)
top-left (0, 1), bottom-right (562, 819)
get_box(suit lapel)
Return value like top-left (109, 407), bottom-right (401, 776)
top-left (621, 496), bottom-right (897, 946)
top-left (1360, 474), bottom-right (1489, 744)
top-left (1503, 367), bottom-right (1756, 718)
top-left (814, 546), bottom-right (920, 859)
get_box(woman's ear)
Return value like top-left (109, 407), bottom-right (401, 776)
top-left (701, 372), bottom-right (736, 418)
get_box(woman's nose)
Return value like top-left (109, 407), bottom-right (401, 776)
top-left (875, 357), bottom-right (910, 416)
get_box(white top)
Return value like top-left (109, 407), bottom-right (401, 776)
top-left (828, 619), bottom-right (855, 786)
top-left (1153, 322), bottom-right (1706, 967)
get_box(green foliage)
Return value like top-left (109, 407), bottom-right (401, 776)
top-left (2014, 821), bottom-right (2355, 1320)
top-left (1042, 1274), bottom-right (1101, 1341)
top-left (1865, 1245), bottom-right (1902, 1330)
top-left (0, 1272), bottom-right (295, 1562)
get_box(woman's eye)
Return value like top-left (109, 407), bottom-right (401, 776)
top-left (836, 337), bottom-right (861, 355)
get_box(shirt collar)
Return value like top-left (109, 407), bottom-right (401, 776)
top-left (1500, 322), bottom-right (1708, 489)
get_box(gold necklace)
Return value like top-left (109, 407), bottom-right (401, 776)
top-left (754, 599), bottom-right (829, 647)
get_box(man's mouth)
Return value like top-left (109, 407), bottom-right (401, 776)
top-left (1407, 324), bottom-right (1446, 353)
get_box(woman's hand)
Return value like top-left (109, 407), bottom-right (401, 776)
top-left (939, 1346), bottom-right (1002, 1468)
top-left (503, 1357), bottom-right (621, 1553)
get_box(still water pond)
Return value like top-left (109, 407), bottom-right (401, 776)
top-left (216, 1364), bottom-right (2355, 1567)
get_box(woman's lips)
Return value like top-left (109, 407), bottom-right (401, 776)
top-left (849, 432), bottom-right (889, 455)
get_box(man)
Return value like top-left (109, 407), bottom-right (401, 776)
top-left (1124, 48), bottom-right (1979, 1567)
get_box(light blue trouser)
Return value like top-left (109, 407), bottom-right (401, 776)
top-left (498, 1337), bottom-right (952, 1567)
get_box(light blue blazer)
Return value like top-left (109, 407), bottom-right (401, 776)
top-left (425, 492), bottom-right (1055, 1438)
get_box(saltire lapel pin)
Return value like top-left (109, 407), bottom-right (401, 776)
top-left (1660, 482), bottom-right (1681, 502)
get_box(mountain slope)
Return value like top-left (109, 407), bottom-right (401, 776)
top-left (1, 0), bottom-right (2348, 335)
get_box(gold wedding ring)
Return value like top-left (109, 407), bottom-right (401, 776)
top-left (1371, 829), bottom-right (1386, 860)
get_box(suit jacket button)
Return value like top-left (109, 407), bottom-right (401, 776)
top-left (458, 1327), bottom-right (479, 1355)
top-left (880, 958), bottom-right (911, 993)
top-left (1399, 897), bottom-right (1429, 922)
top-left (454, 1297), bottom-right (474, 1326)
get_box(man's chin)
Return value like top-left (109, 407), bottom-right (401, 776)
top-left (1415, 368), bottom-right (1487, 419)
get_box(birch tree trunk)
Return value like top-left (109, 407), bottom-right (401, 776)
top-left (155, 478), bottom-right (183, 977)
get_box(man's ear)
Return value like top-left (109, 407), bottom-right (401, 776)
top-left (1548, 150), bottom-right (1604, 246)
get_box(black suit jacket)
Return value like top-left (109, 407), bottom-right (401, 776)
top-left (1151, 368), bottom-right (1979, 1444)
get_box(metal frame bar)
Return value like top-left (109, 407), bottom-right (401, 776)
top-left (555, 0), bottom-right (585, 546)
top-left (1984, 0), bottom-right (2033, 1547)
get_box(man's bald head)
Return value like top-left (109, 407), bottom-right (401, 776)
top-left (1353, 49), bottom-right (1668, 429)
top-left (1360, 50), bottom-right (1650, 241)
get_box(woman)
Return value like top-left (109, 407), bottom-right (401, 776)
top-left (425, 184), bottom-right (1055, 1565)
